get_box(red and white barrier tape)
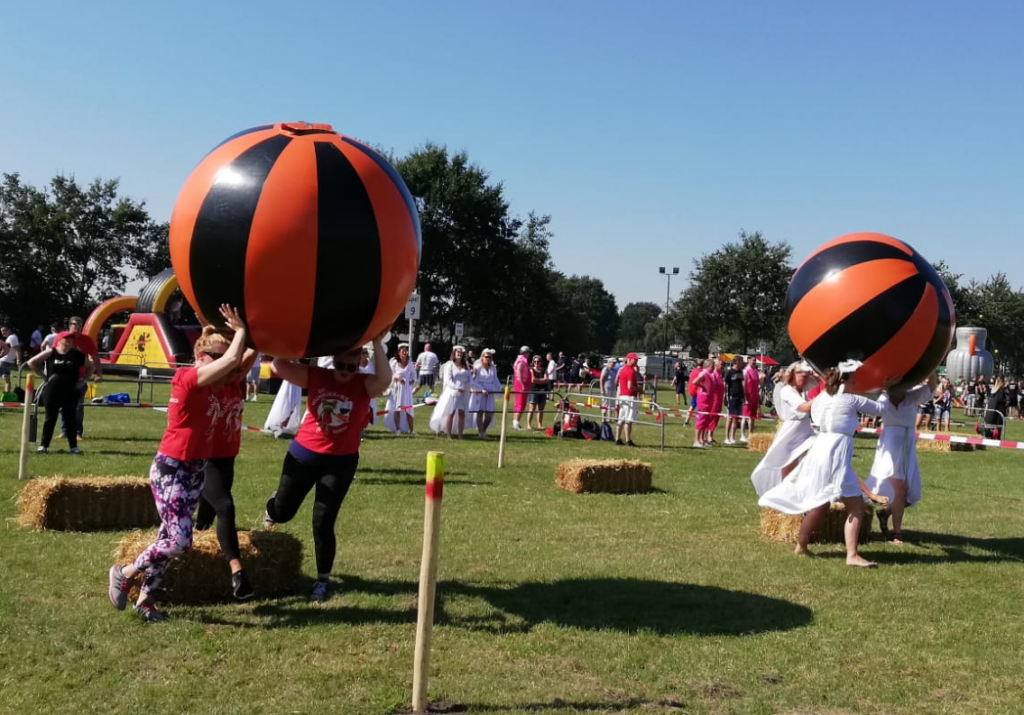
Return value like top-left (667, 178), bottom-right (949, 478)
top-left (855, 426), bottom-right (1024, 451)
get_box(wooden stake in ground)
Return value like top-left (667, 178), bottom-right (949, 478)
top-left (18, 374), bottom-right (35, 480)
top-left (412, 451), bottom-right (445, 714)
top-left (497, 385), bottom-right (509, 469)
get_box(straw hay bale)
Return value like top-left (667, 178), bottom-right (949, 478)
top-left (760, 503), bottom-right (874, 544)
top-left (917, 439), bottom-right (975, 453)
top-left (18, 476), bottom-right (159, 531)
top-left (746, 433), bottom-right (774, 453)
top-left (555, 459), bottom-right (652, 494)
top-left (113, 529), bottom-right (303, 604)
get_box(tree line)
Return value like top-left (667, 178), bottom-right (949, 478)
top-left (3, 149), bottom-right (1023, 373)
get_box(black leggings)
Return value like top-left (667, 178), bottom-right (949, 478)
top-left (41, 390), bottom-right (78, 450)
top-left (195, 457), bottom-right (240, 562)
top-left (266, 452), bottom-right (357, 575)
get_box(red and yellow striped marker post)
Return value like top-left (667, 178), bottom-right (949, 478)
top-left (497, 385), bottom-right (510, 468)
top-left (412, 451), bottom-right (445, 714)
top-left (18, 374), bottom-right (35, 480)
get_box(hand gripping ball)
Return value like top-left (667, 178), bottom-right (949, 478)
top-left (169, 122), bottom-right (421, 358)
top-left (786, 232), bottom-right (955, 393)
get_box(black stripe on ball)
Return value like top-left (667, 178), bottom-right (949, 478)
top-left (306, 141), bottom-right (382, 357)
top-left (203, 124), bottom-right (275, 159)
top-left (786, 241), bottom-right (913, 317)
top-left (189, 134), bottom-right (292, 327)
top-left (342, 138), bottom-right (422, 257)
top-left (803, 274), bottom-right (926, 369)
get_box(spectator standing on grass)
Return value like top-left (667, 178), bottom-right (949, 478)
top-left (42, 323), bottom-right (61, 351)
top-left (975, 375), bottom-right (989, 415)
top-left (415, 343), bottom-right (439, 395)
top-left (671, 360), bottom-right (688, 406)
top-left (26, 331), bottom-right (92, 454)
top-left (743, 356), bottom-right (760, 436)
top-left (546, 352), bottom-right (557, 386)
top-left (526, 353), bottom-right (551, 430)
top-left (933, 376), bottom-right (953, 432)
top-left (194, 334), bottom-right (259, 601)
top-left (691, 359), bottom-right (713, 446)
top-left (29, 325), bottom-right (43, 357)
top-left (62, 316), bottom-right (102, 439)
top-left (246, 353), bottom-right (263, 402)
top-left (108, 305), bottom-right (248, 622)
top-left (724, 356), bottom-right (746, 445)
top-left (707, 358), bottom-right (726, 444)
top-left (468, 348), bottom-right (501, 437)
top-left (614, 352), bottom-right (640, 447)
top-left (0, 325), bottom-right (20, 394)
top-left (384, 343), bottom-right (418, 434)
top-left (600, 358), bottom-right (619, 423)
top-left (512, 345), bottom-right (532, 430)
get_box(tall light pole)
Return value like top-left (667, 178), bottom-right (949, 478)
top-left (659, 267), bottom-right (679, 380)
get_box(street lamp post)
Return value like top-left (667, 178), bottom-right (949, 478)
top-left (659, 267), bottom-right (679, 380)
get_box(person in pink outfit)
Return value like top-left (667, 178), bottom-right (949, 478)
top-left (691, 359), bottom-right (713, 448)
top-left (512, 345), bottom-right (532, 430)
top-left (743, 355), bottom-right (761, 440)
top-left (706, 358), bottom-right (726, 442)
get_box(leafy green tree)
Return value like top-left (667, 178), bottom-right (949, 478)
top-left (550, 275), bottom-right (619, 356)
top-left (933, 261), bottom-right (981, 327)
top-left (0, 173), bottom-right (167, 335)
top-left (670, 230), bottom-right (793, 355)
top-left (615, 302), bottom-right (662, 353)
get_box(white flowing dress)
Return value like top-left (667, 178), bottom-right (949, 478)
top-left (429, 362), bottom-right (471, 434)
top-left (384, 359), bottom-right (418, 433)
top-left (467, 363), bottom-right (502, 432)
top-left (750, 385), bottom-right (816, 497)
top-left (758, 388), bottom-right (883, 514)
top-left (863, 385), bottom-right (930, 507)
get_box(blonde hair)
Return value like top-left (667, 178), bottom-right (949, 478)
top-left (194, 325), bottom-right (232, 358)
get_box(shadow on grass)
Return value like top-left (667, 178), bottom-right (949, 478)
top-left (873, 530), bottom-right (1024, 565)
top-left (426, 696), bottom-right (690, 713)
top-left (206, 576), bottom-right (812, 636)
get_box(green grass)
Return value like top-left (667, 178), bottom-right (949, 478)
top-left (2, 389), bottom-right (1024, 715)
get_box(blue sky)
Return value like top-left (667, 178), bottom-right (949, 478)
top-left (2, 1), bottom-right (1021, 311)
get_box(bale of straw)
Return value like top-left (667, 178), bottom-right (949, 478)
top-left (113, 529), bottom-right (303, 604)
top-left (917, 440), bottom-right (975, 453)
top-left (746, 433), bottom-right (774, 453)
top-left (760, 503), bottom-right (874, 544)
top-left (18, 476), bottom-right (160, 531)
top-left (555, 459), bottom-right (652, 494)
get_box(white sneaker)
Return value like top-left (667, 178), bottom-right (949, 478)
top-left (724, 439), bottom-right (735, 446)
top-left (512, 421), bottom-right (522, 431)
top-left (692, 442), bottom-right (706, 449)
top-left (740, 436), bottom-right (749, 443)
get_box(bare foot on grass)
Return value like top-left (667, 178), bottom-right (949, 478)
top-left (846, 555), bottom-right (877, 568)
top-left (794, 545), bottom-right (813, 556)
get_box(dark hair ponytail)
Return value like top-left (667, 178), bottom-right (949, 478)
top-left (823, 367), bottom-right (843, 395)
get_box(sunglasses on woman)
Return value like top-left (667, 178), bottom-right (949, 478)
top-left (336, 363), bottom-right (359, 373)
top-left (203, 351), bottom-right (225, 360)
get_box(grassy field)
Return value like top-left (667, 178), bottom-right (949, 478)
top-left (2, 384), bottom-right (1024, 715)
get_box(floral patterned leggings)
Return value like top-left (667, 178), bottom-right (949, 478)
top-left (132, 453), bottom-right (206, 596)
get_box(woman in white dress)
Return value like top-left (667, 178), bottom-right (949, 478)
top-left (467, 348), bottom-right (501, 437)
top-left (864, 372), bottom-right (937, 545)
top-left (429, 346), bottom-right (471, 438)
top-left (759, 362), bottom-right (900, 567)
top-left (384, 343), bottom-right (418, 434)
top-left (750, 362), bottom-right (816, 497)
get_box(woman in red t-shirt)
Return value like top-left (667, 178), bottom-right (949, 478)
top-left (194, 338), bottom-right (259, 601)
top-left (263, 327), bottom-right (392, 602)
top-left (107, 305), bottom-right (248, 623)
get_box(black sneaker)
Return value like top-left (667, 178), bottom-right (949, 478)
top-left (627, 440), bottom-right (638, 447)
top-left (310, 579), bottom-right (330, 602)
top-left (615, 439), bottom-right (625, 446)
top-left (133, 602), bottom-right (168, 623)
top-left (232, 570), bottom-right (255, 601)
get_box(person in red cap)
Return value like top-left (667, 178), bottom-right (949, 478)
top-left (26, 331), bottom-right (93, 454)
top-left (615, 353), bottom-right (641, 446)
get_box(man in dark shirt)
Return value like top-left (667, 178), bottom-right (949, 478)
top-left (724, 356), bottom-right (746, 445)
top-left (671, 361), bottom-right (688, 406)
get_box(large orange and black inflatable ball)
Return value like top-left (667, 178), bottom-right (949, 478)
top-left (168, 122), bottom-right (421, 358)
top-left (786, 232), bottom-right (955, 394)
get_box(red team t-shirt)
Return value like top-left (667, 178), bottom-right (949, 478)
top-left (295, 367), bottom-right (371, 456)
top-left (210, 379), bottom-right (245, 459)
top-left (69, 333), bottom-right (98, 378)
top-left (616, 364), bottom-right (638, 397)
top-left (158, 367), bottom-right (220, 461)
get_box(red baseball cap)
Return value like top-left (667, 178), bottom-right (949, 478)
top-left (55, 331), bottom-right (74, 344)
top-left (626, 352), bottom-right (639, 361)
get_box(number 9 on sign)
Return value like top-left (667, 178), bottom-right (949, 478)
top-left (405, 294), bottom-right (421, 320)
